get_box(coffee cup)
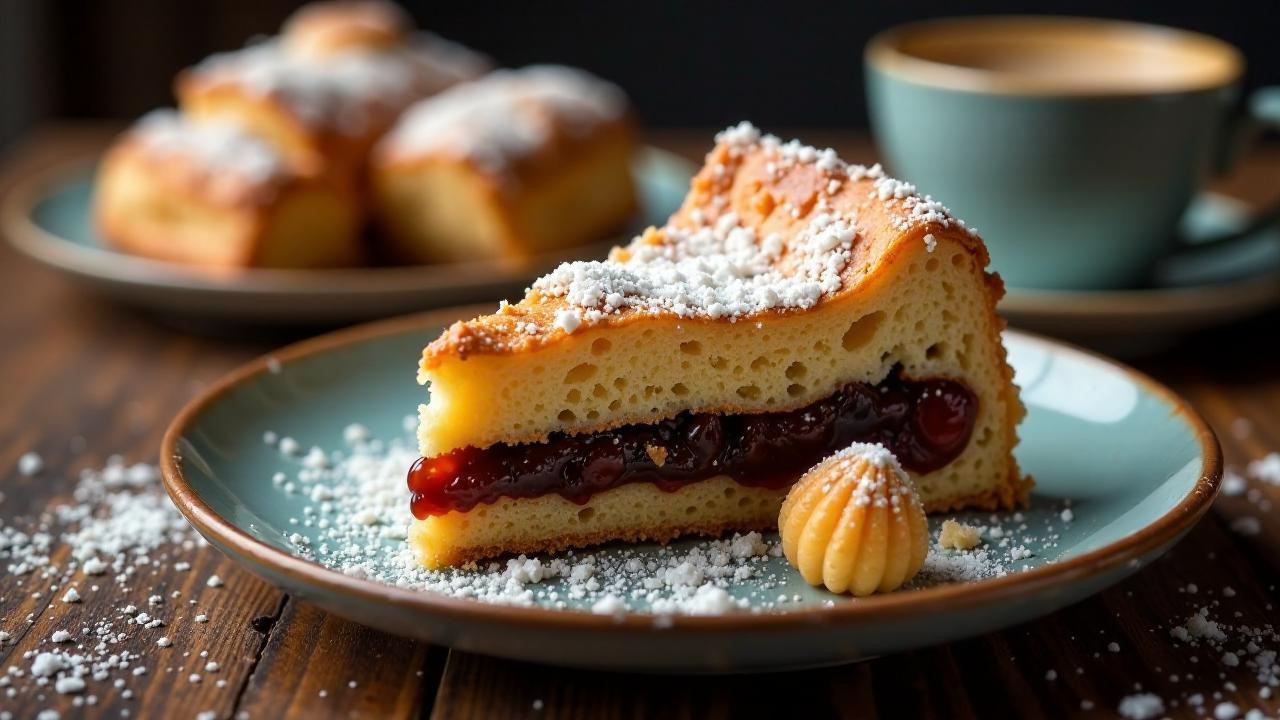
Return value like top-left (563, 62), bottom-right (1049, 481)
top-left (866, 16), bottom-right (1280, 290)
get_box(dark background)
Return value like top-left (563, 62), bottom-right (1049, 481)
top-left (3, 0), bottom-right (1278, 150)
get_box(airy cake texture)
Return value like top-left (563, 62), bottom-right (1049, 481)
top-left (411, 122), bottom-right (1028, 568)
top-left (95, 111), bottom-right (361, 268)
top-left (372, 65), bottom-right (637, 263)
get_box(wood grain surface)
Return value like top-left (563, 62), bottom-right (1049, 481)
top-left (1, 124), bottom-right (1278, 719)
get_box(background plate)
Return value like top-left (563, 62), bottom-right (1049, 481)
top-left (3, 148), bottom-right (694, 327)
top-left (161, 310), bottom-right (1221, 672)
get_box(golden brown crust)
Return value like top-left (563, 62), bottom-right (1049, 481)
top-left (174, 74), bottom-right (379, 181)
top-left (378, 117), bottom-right (636, 200)
top-left (103, 131), bottom-right (299, 210)
top-left (373, 121), bottom-right (636, 264)
top-left (422, 134), bottom-right (1001, 368)
top-left (95, 124), bottom-right (362, 269)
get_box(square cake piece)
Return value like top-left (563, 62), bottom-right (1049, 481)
top-left (95, 110), bottom-right (361, 269)
top-left (372, 65), bottom-right (637, 263)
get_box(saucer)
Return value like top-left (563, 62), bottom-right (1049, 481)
top-left (999, 193), bottom-right (1280, 354)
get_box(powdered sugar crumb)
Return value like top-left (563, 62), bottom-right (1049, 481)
top-left (18, 451), bottom-right (44, 476)
top-left (1118, 693), bottom-right (1165, 719)
top-left (383, 65), bottom-right (626, 178)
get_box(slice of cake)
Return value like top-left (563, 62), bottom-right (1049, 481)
top-left (95, 110), bottom-right (361, 268)
top-left (175, 3), bottom-right (489, 182)
top-left (371, 65), bottom-right (637, 263)
top-left (408, 123), bottom-right (1029, 568)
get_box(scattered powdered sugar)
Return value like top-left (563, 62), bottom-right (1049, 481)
top-left (0, 449), bottom-right (238, 715)
top-left (261, 426), bottom-right (1067, 616)
top-left (6, 415), bottom-right (1277, 712)
top-left (1246, 453), bottom-right (1280, 486)
top-left (132, 110), bottom-right (285, 186)
top-left (17, 451), bottom-right (44, 477)
top-left (1118, 692), bottom-right (1166, 719)
top-left (382, 65), bottom-right (626, 176)
top-left (1222, 469), bottom-right (1248, 497)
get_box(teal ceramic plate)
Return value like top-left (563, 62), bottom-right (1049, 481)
top-left (2, 149), bottom-right (693, 326)
top-left (1000, 193), bottom-right (1280, 355)
top-left (161, 309), bottom-right (1221, 673)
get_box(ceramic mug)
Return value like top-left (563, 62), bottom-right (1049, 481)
top-left (865, 16), bottom-right (1280, 290)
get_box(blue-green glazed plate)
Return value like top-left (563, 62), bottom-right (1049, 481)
top-left (2, 149), bottom-right (693, 326)
top-left (161, 310), bottom-right (1221, 673)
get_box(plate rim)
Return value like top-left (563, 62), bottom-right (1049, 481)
top-left (1, 148), bottom-right (693, 298)
top-left (159, 306), bottom-right (1223, 633)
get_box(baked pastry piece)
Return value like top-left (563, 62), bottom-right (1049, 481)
top-left (281, 0), bottom-right (414, 59)
top-left (371, 65), bottom-right (637, 263)
top-left (407, 122), bottom-right (1029, 568)
top-left (175, 5), bottom-right (489, 181)
top-left (95, 110), bottom-right (361, 268)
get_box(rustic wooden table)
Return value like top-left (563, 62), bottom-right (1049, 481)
top-left (2, 124), bottom-right (1278, 719)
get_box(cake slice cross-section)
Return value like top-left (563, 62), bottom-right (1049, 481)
top-left (408, 122), bottom-right (1029, 569)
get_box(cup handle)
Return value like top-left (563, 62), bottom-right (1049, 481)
top-left (1176, 86), bottom-right (1280, 250)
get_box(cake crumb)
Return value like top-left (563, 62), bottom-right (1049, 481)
top-left (938, 519), bottom-right (982, 550)
top-left (553, 309), bottom-right (582, 334)
top-left (644, 445), bottom-right (668, 467)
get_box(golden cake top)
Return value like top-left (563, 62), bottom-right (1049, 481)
top-left (114, 110), bottom-right (293, 206)
top-left (422, 122), bottom-right (995, 369)
top-left (375, 65), bottom-right (629, 181)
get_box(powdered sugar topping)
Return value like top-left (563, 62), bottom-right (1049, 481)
top-left (529, 122), bottom-right (970, 327)
top-left (534, 210), bottom-right (857, 322)
top-left (380, 64), bottom-right (626, 175)
top-left (806, 442), bottom-right (920, 512)
top-left (132, 110), bottom-right (285, 186)
top-left (189, 33), bottom-right (486, 135)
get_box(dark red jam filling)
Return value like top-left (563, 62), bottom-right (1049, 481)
top-left (408, 368), bottom-right (977, 518)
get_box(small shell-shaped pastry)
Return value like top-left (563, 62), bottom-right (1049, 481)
top-left (778, 443), bottom-right (928, 596)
